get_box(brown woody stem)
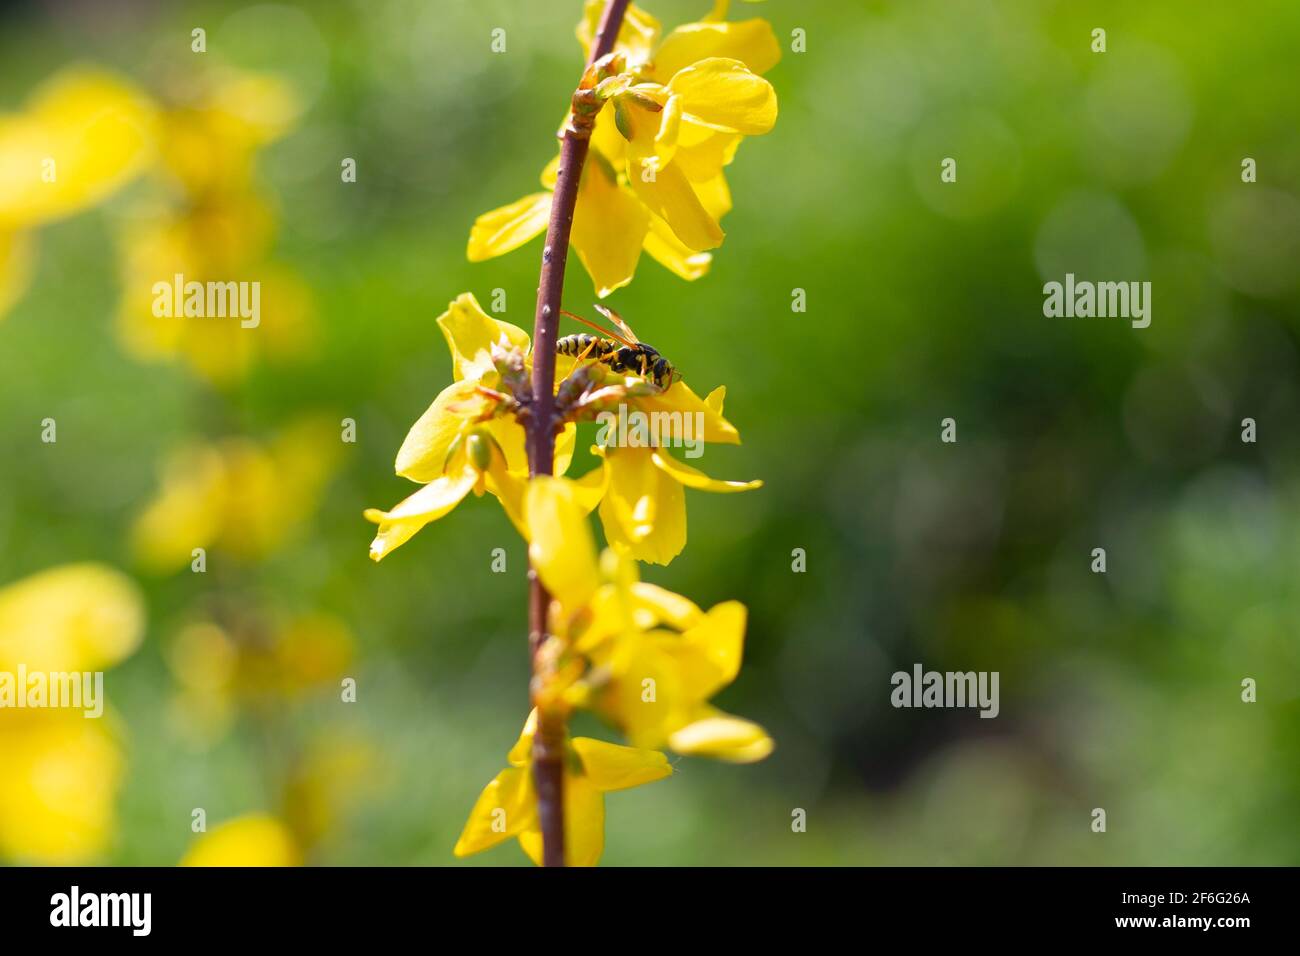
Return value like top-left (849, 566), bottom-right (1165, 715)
top-left (526, 0), bottom-right (630, 869)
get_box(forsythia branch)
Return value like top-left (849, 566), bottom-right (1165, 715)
top-left (526, 0), bottom-right (632, 869)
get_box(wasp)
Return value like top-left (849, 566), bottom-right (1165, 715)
top-left (556, 304), bottom-right (677, 389)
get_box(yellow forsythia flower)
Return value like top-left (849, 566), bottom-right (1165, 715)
top-left (365, 292), bottom-right (586, 560)
top-left (526, 477), bottom-right (772, 762)
top-left (587, 380), bottom-right (761, 564)
top-left (454, 709), bottom-right (671, 866)
top-left (0, 564), bottom-right (145, 863)
top-left (180, 814), bottom-right (301, 867)
top-left (468, 1), bottom-right (778, 296)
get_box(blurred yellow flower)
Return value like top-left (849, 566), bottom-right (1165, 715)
top-left (0, 68), bottom-right (157, 319)
top-left (0, 563), bottom-right (145, 672)
top-left (453, 709), bottom-right (671, 867)
top-left (166, 611), bottom-right (355, 743)
top-left (468, 1), bottom-right (778, 296)
top-left (155, 69), bottom-right (299, 196)
top-left (0, 564), bottom-right (145, 863)
top-left (526, 477), bottom-right (771, 762)
top-left (180, 813), bottom-right (301, 867)
top-left (0, 68), bottom-right (157, 229)
top-left (132, 416), bottom-right (342, 572)
top-left (113, 68), bottom-right (312, 385)
top-left (590, 598), bottom-right (771, 761)
top-left (0, 712), bottom-right (126, 864)
top-left (365, 293), bottom-right (587, 560)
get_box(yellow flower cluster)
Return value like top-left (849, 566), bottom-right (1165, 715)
top-left (468, 0), bottom-right (779, 296)
top-left (1, 64), bottom-right (311, 386)
top-left (114, 68), bottom-right (315, 385)
top-left (368, 0), bottom-right (779, 867)
top-left (367, 289), bottom-right (770, 866)
top-left (366, 293), bottom-right (758, 566)
top-left (451, 477), bottom-right (771, 865)
top-left (0, 565), bottom-right (144, 863)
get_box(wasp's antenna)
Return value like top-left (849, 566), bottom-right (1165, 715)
top-left (560, 309), bottom-right (637, 349)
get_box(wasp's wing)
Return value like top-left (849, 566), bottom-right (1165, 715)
top-left (561, 308), bottom-right (636, 349)
top-left (594, 304), bottom-right (640, 345)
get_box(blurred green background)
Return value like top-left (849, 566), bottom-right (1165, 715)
top-left (2, 0), bottom-right (1299, 865)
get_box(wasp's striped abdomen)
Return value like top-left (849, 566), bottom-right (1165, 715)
top-left (556, 333), bottom-right (618, 359)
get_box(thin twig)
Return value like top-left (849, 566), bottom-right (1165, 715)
top-left (526, 0), bottom-right (631, 868)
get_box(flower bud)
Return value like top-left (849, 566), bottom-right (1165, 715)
top-left (466, 432), bottom-right (493, 473)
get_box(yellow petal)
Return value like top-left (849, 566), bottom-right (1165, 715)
top-left (467, 191), bottom-right (552, 262)
top-left (670, 600), bottom-right (747, 699)
top-left (654, 94), bottom-right (684, 167)
top-left (180, 814), bottom-right (301, 866)
top-left (540, 154), bottom-right (561, 188)
top-left (518, 770), bottom-right (605, 867)
top-left (620, 93), bottom-right (677, 174)
top-left (653, 18), bottom-right (781, 81)
top-left (704, 385), bottom-right (726, 414)
top-left (452, 767), bottom-right (536, 857)
top-left (553, 422), bottom-right (578, 477)
top-left (573, 581), bottom-right (629, 655)
top-left (572, 737), bottom-right (673, 791)
top-left (571, 162), bottom-right (649, 298)
top-left (630, 582), bottom-right (704, 631)
top-left (666, 58), bottom-right (777, 136)
top-left (601, 635), bottom-right (689, 747)
top-left (484, 443), bottom-right (528, 538)
top-left (393, 379), bottom-right (482, 482)
top-left (650, 449), bottom-right (762, 493)
top-left (675, 130), bottom-right (742, 184)
top-left (364, 464), bottom-right (478, 561)
top-left (698, 173), bottom-right (734, 222)
top-left (598, 446), bottom-right (687, 565)
top-left (0, 563), bottom-right (144, 673)
top-left (570, 461), bottom-right (609, 513)
top-left (628, 156), bottom-right (723, 252)
top-left (643, 215), bottom-right (712, 282)
top-left (525, 477), bottom-right (600, 609)
top-left (436, 291), bottom-right (531, 382)
top-left (667, 709), bottom-right (773, 763)
top-left (507, 709), bottom-right (539, 768)
top-left (633, 380), bottom-right (740, 444)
